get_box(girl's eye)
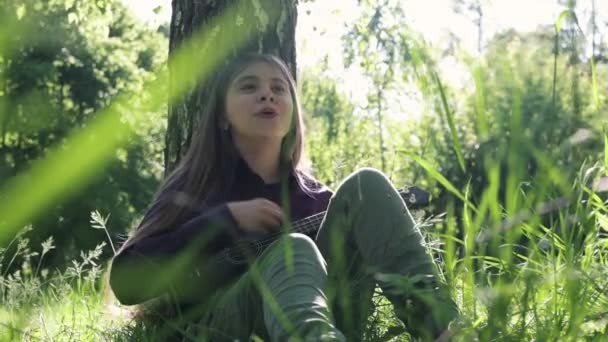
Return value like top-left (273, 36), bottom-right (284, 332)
top-left (273, 85), bottom-right (286, 93)
top-left (240, 84), bottom-right (256, 91)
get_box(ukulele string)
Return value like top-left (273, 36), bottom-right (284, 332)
top-left (220, 211), bottom-right (326, 261)
top-left (222, 213), bottom-right (324, 259)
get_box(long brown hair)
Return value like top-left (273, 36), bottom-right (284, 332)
top-left (119, 53), bottom-right (310, 251)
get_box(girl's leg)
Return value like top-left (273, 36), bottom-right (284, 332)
top-left (196, 233), bottom-right (345, 341)
top-left (316, 168), bottom-right (458, 340)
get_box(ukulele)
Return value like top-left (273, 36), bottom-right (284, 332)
top-left (217, 186), bottom-right (429, 265)
top-left (185, 186), bottom-right (431, 304)
top-left (200, 186), bottom-right (431, 269)
top-left (214, 186), bottom-right (429, 264)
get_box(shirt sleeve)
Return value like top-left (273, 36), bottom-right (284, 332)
top-left (126, 203), bottom-right (239, 255)
top-left (110, 197), bottom-right (240, 306)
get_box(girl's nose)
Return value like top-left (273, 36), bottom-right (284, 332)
top-left (258, 86), bottom-right (275, 102)
top-left (259, 95), bottom-right (275, 102)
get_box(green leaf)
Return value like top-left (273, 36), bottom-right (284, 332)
top-left (432, 71), bottom-right (466, 173)
top-left (16, 4), bottom-right (26, 19)
top-left (555, 10), bottom-right (583, 35)
top-left (67, 12), bottom-right (78, 24)
top-left (555, 9), bottom-right (572, 34)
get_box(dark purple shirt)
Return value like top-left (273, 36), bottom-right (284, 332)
top-left (110, 157), bottom-right (333, 305)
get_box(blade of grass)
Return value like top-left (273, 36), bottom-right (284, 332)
top-left (472, 64), bottom-right (489, 139)
top-left (603, 125), bottom-right (608, 176)
top-left (552, 10), bottom-right (570, 111)
top-left (403, 152), bottom-right (478, 213)
top-left (432, 70), bottom-right (466, 173)
top-left (590, 58), bottom-right (600, 112)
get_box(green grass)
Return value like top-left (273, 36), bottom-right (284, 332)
top-left (1, 163), bottom-right (606, 341)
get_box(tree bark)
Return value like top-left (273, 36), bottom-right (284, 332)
top-left (591, 0), bottom-right (597, 58)
top-left (165, 0), bottom-right (298, 173)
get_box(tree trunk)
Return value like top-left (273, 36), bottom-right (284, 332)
top-left (475, 4), bottom-right (483, 55)
top-left (591, 0), bottom-right (597, 58)
top-left (165, 0), bottom-right (298, 173)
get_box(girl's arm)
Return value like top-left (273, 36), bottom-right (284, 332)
top-left (110, 200), bottom-right (240, 306)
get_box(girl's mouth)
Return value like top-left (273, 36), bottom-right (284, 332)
top-left (255, 108), bottom-right (278, 118)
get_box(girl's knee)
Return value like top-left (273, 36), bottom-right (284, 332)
top-left (268, 233), bottom-right (324, 260)
top-left (343, 167), bottom-right (392, 192)
top-left (328, 167), bottom-right (401, 217)
top-left (354, 167), bottom-right (386, 180)
top-left (261, 233), bottom-right (327, 272)
top-left (283, 233), bottom-right (317, 251)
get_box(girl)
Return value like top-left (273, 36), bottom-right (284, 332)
top-left (110, 53), bottom-right (457, 341)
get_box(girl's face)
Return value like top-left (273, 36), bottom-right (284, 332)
top-left (224, 62), bottom-right (294, 141)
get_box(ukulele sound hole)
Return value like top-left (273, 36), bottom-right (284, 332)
top-left (220, 240), bottom-right (264, 265)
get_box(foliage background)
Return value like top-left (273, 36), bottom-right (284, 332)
top-left (1, 0), bottom-right (167, 267)
top-left (1, 0), bottom-right (607, 340)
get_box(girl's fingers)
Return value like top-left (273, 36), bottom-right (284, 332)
top-left (260, 213), bottom-right (280, 230)
top-left (261, 198), bottom-right (280, 210)
top-left (261, 200), bottom-right (284, 222)
top-left (260, 208), bottom-right (281, 228)
top-left (273, 207), bottom-right (284, 223)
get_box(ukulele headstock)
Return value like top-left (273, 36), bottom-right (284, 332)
top-left (398, 186), bottom-right (431, 210)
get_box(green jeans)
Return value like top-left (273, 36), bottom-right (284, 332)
top-left (193, 168), bottom-right (457, 341)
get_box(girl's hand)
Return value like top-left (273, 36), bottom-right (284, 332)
top-left (227, 198), bottom-right (284, 234)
